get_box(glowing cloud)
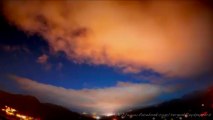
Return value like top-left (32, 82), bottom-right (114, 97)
top-left (10, 75), bottom-right (169, 115)
top-left (37, 54), bottom-right (48, 64)
top-left (3, 0), bottom-right (213, 77)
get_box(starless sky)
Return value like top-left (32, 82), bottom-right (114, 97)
top-left (0, 0), bottom-right (213, 115)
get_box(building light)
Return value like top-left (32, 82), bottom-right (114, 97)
top-left (93, 115), bottom-right (101, 120)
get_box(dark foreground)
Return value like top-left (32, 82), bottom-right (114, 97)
top-left (0, 86), bottom-right (212, 120)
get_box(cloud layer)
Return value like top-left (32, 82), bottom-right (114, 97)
top-left (11, 75), bottom-right (169, 115)
top-left (3, 0), bottom-right (213, 77)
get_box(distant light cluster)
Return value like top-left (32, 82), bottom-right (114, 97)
top-left (1, 105), bottom-right (39, 120)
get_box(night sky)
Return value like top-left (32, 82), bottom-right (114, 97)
top-left (0, 0), bottom-right (213, 116)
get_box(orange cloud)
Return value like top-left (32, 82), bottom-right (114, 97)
top-left (37, 54), bottom-right (48, 64)
top-left (10, 75), bottom-right (169, 115)
top-left (3, 0), bottom-right (213, 77)
top-left (36, 54), bottom-right (52, 70)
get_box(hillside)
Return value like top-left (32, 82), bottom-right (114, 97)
top-left (102, 86), bottom-right (213, 120)
top-left (0, 90), bottom-right (94, 120)
top-left (0, 86), bottom-right (212, 120)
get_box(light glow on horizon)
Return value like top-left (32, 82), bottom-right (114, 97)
top-left (104, 112), bottom-right (115, 117)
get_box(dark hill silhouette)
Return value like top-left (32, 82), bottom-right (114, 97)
top-left (102, 86), bottom-right (213, 120)
top-left (0, 90), bottom-right (94, 120)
